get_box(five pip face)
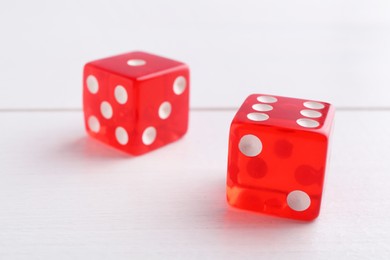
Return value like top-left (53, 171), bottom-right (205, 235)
top-left (83, 51), bottom-right (190, 156)
top-left (83, 51), bottom-right (335, 221)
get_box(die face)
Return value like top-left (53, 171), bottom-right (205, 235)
top-left (227, 122), bottom-right (328, 220)
top-left (126, 67), bottom-right (190, 155)
top-left (227, 94), bottom-right (335, 221)
top-left (83, 51), bottom-right (189, 155)
top-left (83, 65), bottom-right (137, 152)
top-left (88, 51), bottom-right (185, 80)
top-left (235, 94), bottom-right (333, 134)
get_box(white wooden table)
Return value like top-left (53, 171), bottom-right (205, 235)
top-left (1, 109), bottom-right (389, 259)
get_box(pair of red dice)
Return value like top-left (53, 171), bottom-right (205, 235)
top-left (83, 51), bottom-right (335, 221)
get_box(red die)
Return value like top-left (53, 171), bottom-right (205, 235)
top-left (83, 51), bottom-right (189, 155)
top-left (227, 94), bottom-right (335, 220)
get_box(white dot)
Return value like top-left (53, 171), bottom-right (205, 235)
top-left (173, 76), bottom-right (187, 95)
top-left (300, 109), bottom-right (322, 118)
top-left (296, 118), bottom-right (320, 128)
top-left (88, 116), bottom-right (100, 133)
top-left (115, 127), bottom-right (129, 145)
top-left (114, 85), bottom-right (128, 104)
top-left (303, 101), bottom-right (325, 109)
top-left (257, 96), bottom-right (277, 103)
top-left (239, 134), bottom-right (262, 157)
top-left (252, 104), bottom-right (273, 112)
top-left (142, 127), bottom-right (157, 145)
top-left (86, 75), bottom-right (99, 94)
top-left (287, 190), bottom-right (311, 211)
top-left (100, 101), bottom-right (113, 119)
top-left (127, 59), bottom-right (146, 66)
top-left (158, 101), bottom-right (172, 120)
top-left (247, 113), bottom-right (269, 122)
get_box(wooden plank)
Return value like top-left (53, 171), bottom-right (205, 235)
top-left (0, 110), bottom-right (389, 258)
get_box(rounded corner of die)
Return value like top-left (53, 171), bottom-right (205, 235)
top-left (306, 211), bottom-right (321, 222)
top-left (246, 93), bottom-right (258, 99)
top-left (325, 102), bottom-right (336, 115)
top-left (83, 63), bottom-right (99, 78)
top-left (83, 63), bottom-right (91, 73)
top-left (241, 94), bottom-right (256, 104)
top-left (228, 119), bottom-right (240, 133)
top-left (178, 61), bottom-right (190, 69)
top-left (176, 64), bottom-right (190, 76)
top-left (317, 130), bottom-right (331, 140)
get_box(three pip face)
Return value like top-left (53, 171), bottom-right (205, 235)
top-left (82, 51), bottom-right (335, 221)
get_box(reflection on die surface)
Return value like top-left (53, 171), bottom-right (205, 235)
top-left (83, 51), bottom-right (190, 155)
top-left (227, 94), bottom-right (335, 221)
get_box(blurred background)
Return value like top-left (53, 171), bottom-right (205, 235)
top-left (0, 0), bottom-right (389, 109)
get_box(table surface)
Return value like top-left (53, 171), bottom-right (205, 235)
top-left (1, 109), bottom-right (389, 259)
top-left (1, 2), bottom-right (390, 258)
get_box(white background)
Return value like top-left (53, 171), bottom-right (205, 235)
top-left (1, 0), bottom-right (390, 109)
top-left (0, 1), bottom-right (390, 259)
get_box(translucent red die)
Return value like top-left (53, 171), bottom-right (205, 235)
top-left (227, 94), bottom-right (335, 220)
top-left (83, 51), bottom-right (189, 155)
